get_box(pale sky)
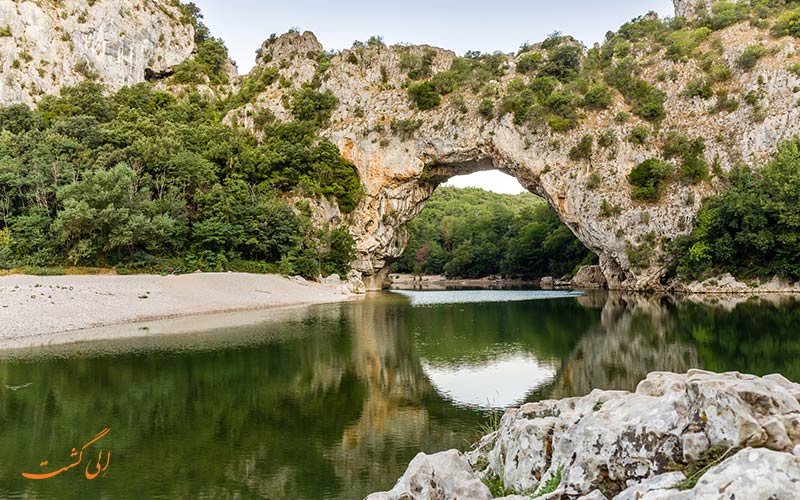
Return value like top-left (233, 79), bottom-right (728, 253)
top-left (192, 0), bottom-right (674, 193)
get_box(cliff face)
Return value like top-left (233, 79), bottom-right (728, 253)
top-left (2, 0), bottom-right (798, 291)
top-left (0, 0), bottom-right (195, 106)
top-left (674, 0), bottom-right (745, 18)
top-left (228, 13), bottom-right (800, 290)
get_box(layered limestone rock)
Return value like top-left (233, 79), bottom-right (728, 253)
top-left (229, 10), bottom-right (800, 290)
top-left (673, 0), bottom-right (746, 19)
top-left (570, 265), bottom-right (607, 289)
top-left (0, 0), bottom-right (195, 106)
top-left (365, 370), bottom-right (800, 500)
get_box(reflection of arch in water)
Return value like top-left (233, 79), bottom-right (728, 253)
top-left (421, 353), bottom-right (558, 410)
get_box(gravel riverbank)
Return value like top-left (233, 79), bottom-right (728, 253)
top-left (0, 273), bottom-right (358, 349)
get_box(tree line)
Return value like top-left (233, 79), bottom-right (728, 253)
top-left (0, 82), bottom-right (361, 278)
top-left (392, 187), bottom-right (596, 279)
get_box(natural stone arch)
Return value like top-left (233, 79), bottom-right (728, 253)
top-left (334, 135), bottom-right (628, 291)
top-left (335, 145), bottom-right (594, 291)
top-left (230, 0), bottom-right (800, 292)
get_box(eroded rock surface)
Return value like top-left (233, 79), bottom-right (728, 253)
top-left (3, 0), bottom-right (800, 292)
top-left (571, 266), bottom-right (607, 290)
top-left (0, 0), bottom-right (195, 106)
top-left (365, 370), bottom-right (800, 499)
top-left (227, 1), bottom-right (800, 290)
top-left (364, 450), bottom-right (493, 500)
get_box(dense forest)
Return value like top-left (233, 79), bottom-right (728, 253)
top-left (0, 2), bottom-right (367, 279)
top-left (0, 81), bottom-right (361, 278)
top-left (669, 138), bottom-right (800, 282)
top-left (392, 188), bottom-right (596, 279)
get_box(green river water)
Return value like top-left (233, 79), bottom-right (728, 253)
top-left (0, 290), bottom-right (798, 499)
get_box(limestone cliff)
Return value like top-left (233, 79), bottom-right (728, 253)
top-left (3, 0), bottom-right (800, 291)
top-left (227, 8), bottom-right (800, 290)
top-left (0, 0), bottom-right (195, 106)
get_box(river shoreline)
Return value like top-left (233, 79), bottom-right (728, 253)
top-left (0, 273), bottom-right (359, 350)
top-left (388, 274), bottom-right (547, 290)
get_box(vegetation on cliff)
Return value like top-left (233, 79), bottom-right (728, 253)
top-left (392, 188), bottom-right (596, 279)
top-left (0, 81), bottom-right (361, 278)
top-left (670, 138), bottom-right (800, 282)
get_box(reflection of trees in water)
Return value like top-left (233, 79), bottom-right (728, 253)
top-left (1, 293), bottom-right (797, 500)
top-left (667, 294), bottom-right (800, 381)
top-left (549, 293), bottom-right (700, 399)
top-left (549, 293), bottom-right (800, 400)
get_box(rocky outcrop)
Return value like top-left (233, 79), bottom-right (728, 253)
top-left (365, 370), bottom-right (800, 499)
top-left (0, 0), bottom-right (195, 106)
top-left (673, 0), bottom-right (745, 19)
top-left (571, 266), bottom-right (607, 290)
top-left (680, 273), bottom-right (800, 294)
top-left (227, 1), bottom-right (800, 291)
top-left (3, 0), bottom-right (800, 292)
top-left (364, 450), bottom-right (494, 500)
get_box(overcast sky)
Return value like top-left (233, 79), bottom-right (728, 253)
top-left (191, 0), bottom-right (674, 193)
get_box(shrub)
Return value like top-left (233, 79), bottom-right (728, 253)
top-left (408, 82), bottom-right (441, 110)
top-left (666, 27), bottom-right (711, 61)
top-left (706, 1), bottom-right (749, 30)
top-left (627, 238), bottom-right (655, 268)
top-left (680, 153), bottom-right (710, 184)
top-left (774, 8), bottom-right (800, 38)
top-left (540, 44), bottom-right (582, 82)
top-left (548, 115), bottom-right (577, 132)
top-left (600, 199), bottom-right (622, 218)
top-left (737, 45), bottom-right (767, 72)
top-left (171, 59), bottom-right (205, 85)
top-left (224, 67), bottom-right (279, 110)
top-left (709, 91), bottom-right (739, 114)
top-left (582, 83), bottom-right (613, 109)
top-left (629, 125), bottom-right (650, 146)
top-left (291, 87), bottom-right (339, 124)
top-left (684, 79), bottom-right (713, 99)
top-left (430, 70), bottom-right (462, 95)
top-left (598, 129), bottom-right (618, 149)
top-left (569, 135), bottom-right (594, 161)
top-left (628, 159), bottom-right (675, 202)
top-left (707, 63), bottom-right (731, 83)
top-left (605, 63), bottom-right (666, 122)
top-left (400, 48), bottom-right (437, 80)
top-left (663, 132), bottom-right (709, 184)
top-left (516, 52), bottom-right (544, 74)
top-left (586, 172), bottom-right (602, 190)
top-left (478, 99), bottom-right (495, 120)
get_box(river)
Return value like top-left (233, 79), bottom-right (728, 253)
top-left (0, 290), bottom-right (798, 499)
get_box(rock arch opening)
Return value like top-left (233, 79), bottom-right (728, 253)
top-left (349, 157), bottom-right (598, 290)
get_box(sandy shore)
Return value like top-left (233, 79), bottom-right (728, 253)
top-left (0, 273), bottom-right (359, 349)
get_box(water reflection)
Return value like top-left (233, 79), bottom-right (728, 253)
top-left (0, 291), bottom-right (798, 499)
top-left (423, 354), bottom-right (557, 409)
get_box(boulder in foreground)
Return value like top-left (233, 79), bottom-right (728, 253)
top-left (365, 370), bottom-right (800, 499)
